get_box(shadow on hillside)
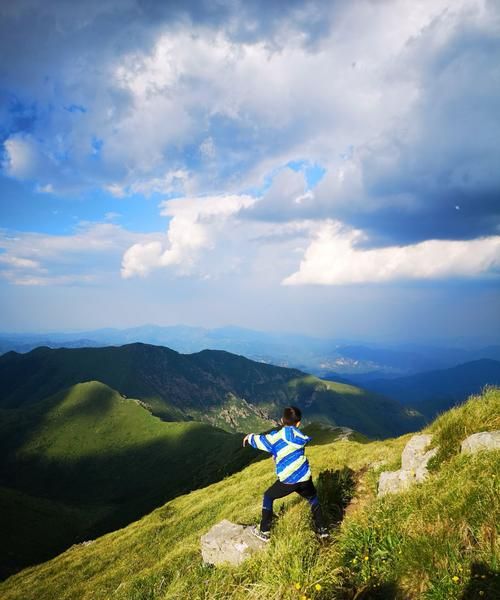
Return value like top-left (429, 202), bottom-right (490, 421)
top-left (316, 467), bottom-right (356, 526)
top-left (460, 562), bottom-right (500, 599)
top-left (0, 424), bottom-right (256, 580)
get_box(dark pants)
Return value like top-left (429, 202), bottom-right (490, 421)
top-left (260, 477), bottom-right (325, 532)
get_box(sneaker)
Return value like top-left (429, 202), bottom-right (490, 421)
top-left (250, 526), bottom-right (270, 543)
top-left (317, 527), bottom-right (329, 539)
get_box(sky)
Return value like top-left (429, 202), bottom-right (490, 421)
top-left (0, 0), bottom-right (499, 342)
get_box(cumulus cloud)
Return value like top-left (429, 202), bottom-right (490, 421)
top-left (121, 194), bottom-right (255, 278)
top-left (283, 221), bottom-right (500, 285)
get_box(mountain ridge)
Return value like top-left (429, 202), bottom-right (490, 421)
top-left (2, 325), bottom-right (499, 377)
top-left (0, 343), bottom-right (423, 437)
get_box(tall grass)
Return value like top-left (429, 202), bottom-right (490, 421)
top-left (427, 385), bottom-right (500, 469)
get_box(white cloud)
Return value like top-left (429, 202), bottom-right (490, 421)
top-left (199, 137), bottom-right (216, 160)
top-left (0, 255), bottom-right (42, 269)
top-left (0, 222), bottom-right (160, 286)
top-left (2, 273), bottom-right (98, 287)
top-left (1, 134), bottom-right (45, 179)
top-left (104, 211), bottom-right (121, 221)
top-left (106, 170), bottom-right (189, 198)
top-left (36, 183), bottom-right (55, 194)
top-left (283, 221), bottom-right (500, 285)
top-left (121, 194), bottom-right (255, 278)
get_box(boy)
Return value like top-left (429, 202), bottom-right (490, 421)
top-left (243, 406), bottom-right (328, 542)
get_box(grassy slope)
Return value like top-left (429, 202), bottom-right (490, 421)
top-left (0, 381), bottom-right (254, 576)
top-left (2, 387), bottom-right (498, 600)
top-left (0, 344), bottom-right (423, 437)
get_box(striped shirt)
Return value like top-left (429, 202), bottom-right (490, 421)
top-left (248, 426), bottom-right (312, 484)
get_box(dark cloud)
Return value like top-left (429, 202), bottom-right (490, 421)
top-left (246, 4), bottom-right (500, 245)
top-left (344, 15), bottom-right (500, 245)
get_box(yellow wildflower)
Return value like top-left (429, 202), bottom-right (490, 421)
top-left (364, 555), bottom-right (369, 561)
top-left (295, 583), bottom-right (301, 590)
top-left (452, 576), bottom-right (459, 583)
top-left (315, 583), bottom-right (322, 591)
top-left (300, 595), bottom-right (307, 600)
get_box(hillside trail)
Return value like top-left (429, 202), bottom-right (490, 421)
top-left (343, 466), bottom-right (372, 520)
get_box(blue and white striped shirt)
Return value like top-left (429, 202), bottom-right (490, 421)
top-left (248, 426), bottom-right (312, 484)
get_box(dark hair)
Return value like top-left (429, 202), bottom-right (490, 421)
top-left (282, 406), bottom-right (302, 426)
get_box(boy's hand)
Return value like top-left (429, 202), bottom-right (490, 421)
top-left (242, 434), bottom-right (250, 447)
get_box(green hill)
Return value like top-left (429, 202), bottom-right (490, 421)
top-left (1, 387), bottom-right (498, 600)
top-left (0, 381), bottom-right (254, 578)
top-left (0, 343), bottom-right (423, 437)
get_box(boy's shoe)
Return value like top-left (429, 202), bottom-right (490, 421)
top-left (316, 527), bottom-right (329, 540)
top-left (250, 526), bottom-right (270, 543)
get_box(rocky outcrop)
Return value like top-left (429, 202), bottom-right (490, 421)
top-left (378, 434), bottom-right (438, 497)
top-left (201, 520), bottom-right (267, 566)
top-left (461, 431), bottom-right (500, 454)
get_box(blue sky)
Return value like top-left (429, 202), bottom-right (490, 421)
top-left (0, 0), bottom-right (499, 342)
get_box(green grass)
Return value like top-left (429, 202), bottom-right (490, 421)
top-left (2, 387), bottom-right (497, 599)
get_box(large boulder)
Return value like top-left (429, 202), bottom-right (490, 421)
top-left (201, 520), bottom-right (267, 566)
top-left (378, 434), bottom-right (438, 496)
top-left (461, 431), bottom-right (500, 454)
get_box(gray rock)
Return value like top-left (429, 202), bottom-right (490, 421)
top-left (461, 431), bottom-right (500, 454)
top-left (378, 434), bottom-right (438, 496)
top-left (201, 520), bottom-right (267, 566)
top-left (378, 470), bottom-right (414, 496)
top-left (401, 434), bottom-right (433, 471)
top-left (415, 447), bottom-right (439, 482)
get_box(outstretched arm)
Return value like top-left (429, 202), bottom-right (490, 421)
top-left (242, 431), bottom-right (277, 452)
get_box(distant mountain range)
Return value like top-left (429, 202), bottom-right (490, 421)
top-left (0, 343), bottom-right (421, 437)
top-left (1, 324), bottom-right (499, 377)
top-left (353, 359), bottom-right (500, 419)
